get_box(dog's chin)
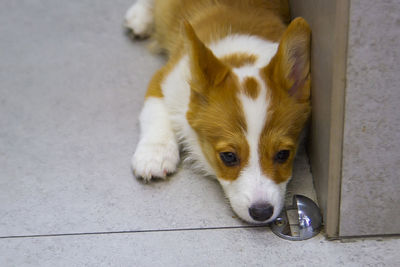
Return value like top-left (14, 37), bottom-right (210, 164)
top-left (241, 216), bottom-right (275, 225)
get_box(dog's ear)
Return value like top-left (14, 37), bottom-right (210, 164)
top-left (265, 17), bottom-right (311, 101)
top-left (183, 21), bottom-right (230, 94)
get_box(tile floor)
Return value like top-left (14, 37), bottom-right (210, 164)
top-left (0, 0), bottom-right (399, 266)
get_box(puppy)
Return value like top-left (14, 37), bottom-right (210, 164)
top-left (125, 0), bottom-right (311, 224)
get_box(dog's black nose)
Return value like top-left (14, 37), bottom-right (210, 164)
top-left (249, 202), bottom-right (274, 221)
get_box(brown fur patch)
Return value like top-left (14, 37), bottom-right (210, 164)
top-left (145, 49), bottom-right (184, 98)
top-left (220, 53), bottom-right (258, 68)
top-left (145, 68), bottom-right (165, 98)
top-left (258, 62), bottom-right (311, 184)
top-left (184, 23), bottom-right (252, 181)
top-left (263, 18), bottom-right (311, 102)
top-left (242, 77), bottom-right (260, 99)
top-left (187, 72), bottom-right (250, 181)
top-left (254, 18), bottom-right (311, 184)
top-left (258, 95), bottom-right (310, 184)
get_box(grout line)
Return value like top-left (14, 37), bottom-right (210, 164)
top-left (0, 225), bottom-right (270, 240)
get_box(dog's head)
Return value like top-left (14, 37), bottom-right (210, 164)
top-left (185, 18), bottom-right (311, 224)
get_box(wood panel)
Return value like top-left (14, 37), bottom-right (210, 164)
top-left (289, 0), bottom-right (349, 238)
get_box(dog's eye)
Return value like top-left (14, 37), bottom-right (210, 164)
top-left (219, 152), bottom-right (240, 167)
top-left (274, 150), bottom-right (290, 163)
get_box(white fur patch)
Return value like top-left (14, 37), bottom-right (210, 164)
top-left (132, 97), bottom-right (180, 181)
top-left (209, 35), bottom-right (278, 68)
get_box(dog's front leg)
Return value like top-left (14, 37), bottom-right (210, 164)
top-left (132, 96), bottom-right (180, 181)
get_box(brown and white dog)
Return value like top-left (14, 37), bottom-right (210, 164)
top-left (124, 0), bottom-right (311, 224)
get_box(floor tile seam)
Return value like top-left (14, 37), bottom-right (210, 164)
top-left (0, 225), bottom-right (269, 240)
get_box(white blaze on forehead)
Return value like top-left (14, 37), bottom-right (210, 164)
top-left (234, 67), bottom-right (269, 191)
top-left (209, 35), bottom-right (278, 171)
top-left (218, 67), bottom-right (286, 224)
top-left (235, 67), bottom-right (268, 182)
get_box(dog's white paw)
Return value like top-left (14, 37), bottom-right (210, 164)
top-left (132, 139), bottom-right (180, 181)
top-left (124, 2), bottom-right (153, 38)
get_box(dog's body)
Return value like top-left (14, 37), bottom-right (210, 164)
top-left (125, 0), bottom-right (311, 224)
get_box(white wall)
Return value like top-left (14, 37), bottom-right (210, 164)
top-left (340, 0), bottom-right (400, 236)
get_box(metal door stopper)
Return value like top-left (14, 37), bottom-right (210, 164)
top-left (271, 195), bottom-right (322, 241)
